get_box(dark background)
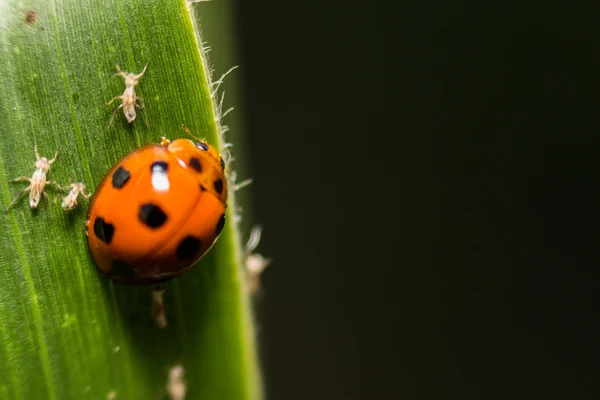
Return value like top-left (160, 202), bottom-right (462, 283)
top-left (230, 2), bottom-right (599, 399)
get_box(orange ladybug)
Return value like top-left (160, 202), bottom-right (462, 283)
top-left (86, 137), bottom-right (228, 284)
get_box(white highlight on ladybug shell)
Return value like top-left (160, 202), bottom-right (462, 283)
top-left (151, 164), bottom-right (169, 192)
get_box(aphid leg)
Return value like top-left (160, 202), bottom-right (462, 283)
top-left (6, 186), bottom-right (31, 212)
top-left (34, 143), bottom-right (40, 161)
top-left (82, 190), bottom-right (92, 199)
top-left (135, 63), bottom-right (148, 79)
top-left (137, 96), bottom-right (147, 113)
top-left (108, 104), bottom-right (124, 130)
top-left (107, 95), bottom-right (123, 105)
top-left (10, 176), bottom-right (32, 183)
top-left (48, 149), bottom-right (58, 165)
top-left (43, 192), bottom-right (51, 221)
top-left (245, 225), bottom-right (263, 255)
top-left (45, 181), bottom-right (64, 191)
top-left (114, 64), bottom-right (128, 79)
top-left (136, 103), bottom-right (149, 127)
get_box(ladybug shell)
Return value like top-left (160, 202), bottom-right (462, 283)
top-left (86, 139), bottom-right (228, 284)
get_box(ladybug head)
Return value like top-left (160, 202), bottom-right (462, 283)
top-left (166, 139), bottom-right (223, 170)
top-left (164, 138), bottom-right (228, 203)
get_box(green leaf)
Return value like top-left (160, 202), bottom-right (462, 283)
top-left (0, 1), bottom-right (262, 399)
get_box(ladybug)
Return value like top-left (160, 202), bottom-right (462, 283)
top-left (86, 137), bottom-right (228, 284)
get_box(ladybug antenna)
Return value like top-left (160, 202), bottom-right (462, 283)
top-left (181, 124), bottom-right (202, 142)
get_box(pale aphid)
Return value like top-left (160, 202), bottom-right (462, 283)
top-left (7, 144), bottom-right (58, 211)
top-left (58, 182), bottom-right (91, 211)
top-left (108, 63), bottom-right (148, 129)
top-left (152, 286), bottom-right (167, 329)
top-left (166, 364), bottom-right (187, 400)
top-left (243, 225), bottom-right (271, 295)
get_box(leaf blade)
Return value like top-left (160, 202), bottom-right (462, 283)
top-left (0, 0), bottom-right (261, 398)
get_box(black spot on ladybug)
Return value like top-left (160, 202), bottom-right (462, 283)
top-left (189, 157), bottom-right (202, 172)
top-left (112, 166), bottom-right (131, 189)
top-left (94, 217), bottom-right (114, 244)
top-left (151, 160), bottom-right (168, 173)
top-left (176, 236), bottom-right (202, 260)
top-left (214, 178), bottom-right (224, 195)
top-left (110, 260), bottom-right (135, 277)
top-left (139, 203), bottom-right (168, 228)
top-left (196, 142), bottom-right (209, 151)
top-left (215, 213), bottom-right (226, 236)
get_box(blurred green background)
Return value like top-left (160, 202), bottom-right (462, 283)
top-left (206, 1), bottom-right (600, 399)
